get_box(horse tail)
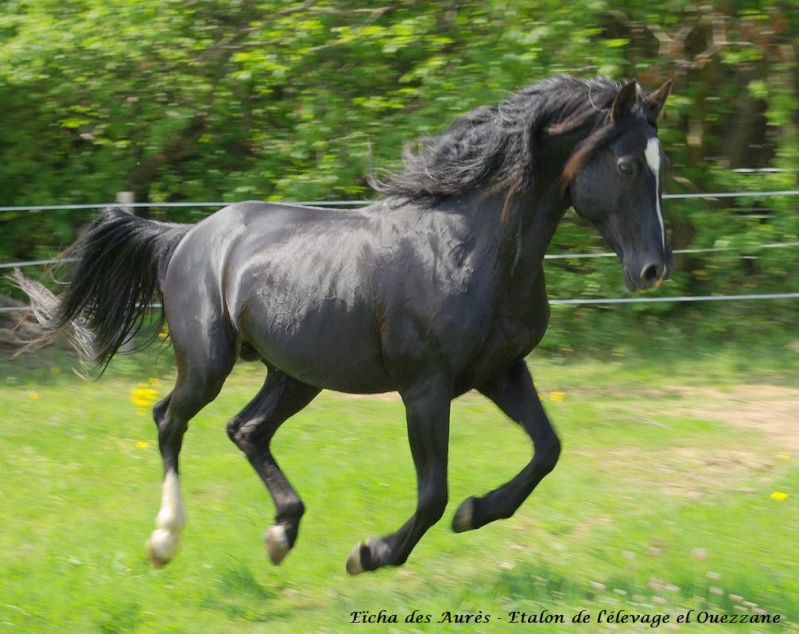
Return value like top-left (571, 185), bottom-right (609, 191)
top-left (14, 207), bottom-right (192, 370)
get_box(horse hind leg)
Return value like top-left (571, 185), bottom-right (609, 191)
top-left (226, 369), bottom-right (321, 565)
top-left (146, 340), bottom-right (236, 567)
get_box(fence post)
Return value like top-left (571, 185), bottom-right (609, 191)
top-left (116, 191), bottom-right (135, 214)
top-left (116, 191), bottom-right (137, 352)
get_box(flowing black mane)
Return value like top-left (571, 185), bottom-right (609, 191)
top-left (371, 75), bottom-right (629, 207)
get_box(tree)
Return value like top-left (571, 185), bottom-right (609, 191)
top-left (1, 0), bottom-right (797, 347)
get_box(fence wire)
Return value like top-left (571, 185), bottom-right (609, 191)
top-left (1, 189), bottom-right (798, 213)
top-left (3, 239), bottom-right (799, 271)
top-left (2, 191), bottom-right (799, 313)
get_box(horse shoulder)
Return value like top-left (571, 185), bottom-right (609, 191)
top-left (466, 270), bottom-right (551, 377)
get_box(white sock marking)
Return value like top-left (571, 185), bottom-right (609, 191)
top-left (156, 470), bottom-right (186, 532)
top-left (147, 470), bottom-right (186, 565)
top-left (645, 137), bottom-right (666, 252)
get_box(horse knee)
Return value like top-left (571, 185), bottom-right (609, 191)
top-left (226, 416), bottom-right (264, 449)
top-left (226, 417), bottom-right (245, 445)
top-left (537, 434), bottom-right (561, 474)
top-left (419, 482), bottom-right (448, 525)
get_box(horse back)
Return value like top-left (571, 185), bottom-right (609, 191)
top-left (163, 201), bottom-right (393, 391)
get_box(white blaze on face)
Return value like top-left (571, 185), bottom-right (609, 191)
top-left (644, 137), bottom-right (666, 251)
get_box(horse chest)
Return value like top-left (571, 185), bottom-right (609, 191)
top-left (481, 309), bottom-right (543, 363)
top-left (467, 274), bottom-right (550, 376)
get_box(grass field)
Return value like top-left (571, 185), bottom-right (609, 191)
top-left (1, 346), bottom-right (797, 633)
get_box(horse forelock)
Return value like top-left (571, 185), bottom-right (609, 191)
top-left (558, 92), bottom-right (659, 196)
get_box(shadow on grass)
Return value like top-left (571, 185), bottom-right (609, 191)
top-left (199, 561), bottom-right (294, 624)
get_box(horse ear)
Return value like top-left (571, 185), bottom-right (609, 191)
top-left (611, 80), bottom-right (639, 122)
top-left (645, 79), bottom-right (673, 121)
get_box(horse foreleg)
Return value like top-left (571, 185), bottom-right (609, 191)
top-left (452, 360), bottom-right (561, 532)
top-left (226, 370), bottom-right (320, 565)
top-left (346, 377), bottom-right (451, 574)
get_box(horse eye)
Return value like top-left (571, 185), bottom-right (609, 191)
top-left (617, 159), bottom-right (637, 176)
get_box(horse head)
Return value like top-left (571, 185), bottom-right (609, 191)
top-left (565, 79), bottom-right (673, 291)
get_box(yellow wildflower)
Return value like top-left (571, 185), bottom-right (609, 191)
top-left (770, 491), bottom-right (789, 501)
top-left (131, 381), bottom-right (160, 415)
top-left (26, 391), bottom-right (42, 400)
top-left (131, 387), bottom-right (158, 408)
top-left (549, 391), bottom-right (565, 403)
top-left (136, 441), bottom-right (150, 450)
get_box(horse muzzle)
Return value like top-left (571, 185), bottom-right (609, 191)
top-left (623, 257), bottom-right (670, 292)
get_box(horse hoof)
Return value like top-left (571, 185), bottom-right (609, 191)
top-left (452, 497), bottom-right (474, 533)
top-left (346, 538), bottom-right (393, 574)
top-left (145, 529), bottom-right (179, 568)
top-left (346, 541), bottom-right (368, 575)
top-left (265, 525), bottom-right (291, 565)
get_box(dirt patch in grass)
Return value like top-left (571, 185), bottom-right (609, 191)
top-left (333, 383), bottom-right (799, 452)
top-left (563, 383), bottom-right (796, 500)
top-left (569, 444), bottom-right (777, 501)
top-left (665, 385), bottom-right (799, 452)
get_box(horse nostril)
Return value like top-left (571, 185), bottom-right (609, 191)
top-left (641, 263), bottom-right (662, 286)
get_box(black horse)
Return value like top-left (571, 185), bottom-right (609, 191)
top-left (18, 75), bottom-right (672, 574)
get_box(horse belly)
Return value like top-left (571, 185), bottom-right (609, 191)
top-left (238, 296), bottom-right (393, 394)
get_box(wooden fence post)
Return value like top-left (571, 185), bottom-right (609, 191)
top-left (116, 191), bottom-right (135, 214)
top-left (116, 191), bottom-right (137, 353)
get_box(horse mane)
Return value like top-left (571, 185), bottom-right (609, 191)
top-left (370, 75), bottom-right (631, 211)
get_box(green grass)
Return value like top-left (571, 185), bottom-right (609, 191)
top-left (1, 348), bottom-right (797, 632)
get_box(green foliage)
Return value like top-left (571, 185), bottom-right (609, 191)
top-left (0, 0), bottom-right (797, 345)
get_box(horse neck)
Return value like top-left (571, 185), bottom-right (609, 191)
top-left (466, 175), bottom-right (569, 286)
top-left (496, 133), bottom-right (580, 279)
